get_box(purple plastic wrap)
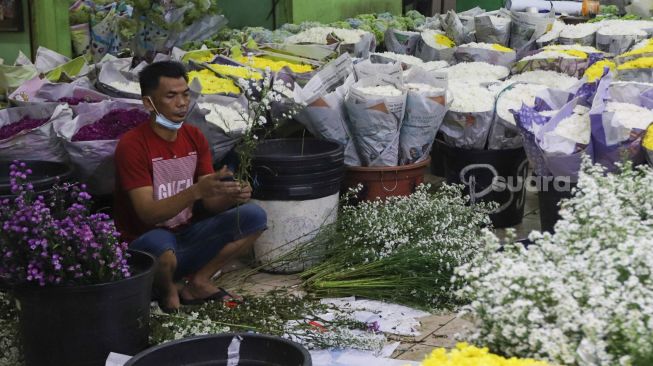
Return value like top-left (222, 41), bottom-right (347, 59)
top-left (589, 73), bottom-right (651, 172)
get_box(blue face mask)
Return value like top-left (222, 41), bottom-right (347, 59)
top-left (147, 97), bottom-right (184, 131)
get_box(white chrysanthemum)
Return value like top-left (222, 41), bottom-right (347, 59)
top-left (448, 81), bottom-right (495, 112)
top-left (441, 62), bottom-right (509, 83)
top-left (285, 27), bottom-right (369, 44)
top-left (508, 70), bottom-right (579, 90)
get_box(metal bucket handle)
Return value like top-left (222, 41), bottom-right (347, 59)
top-left (380, 170), bottom-right (399, 192)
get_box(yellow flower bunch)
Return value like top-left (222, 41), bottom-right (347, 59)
top-left (434, 34), bottom-right (455, 48)
top-left (208, 64), bottom-right (263, 80)
top-left (420, 343), bottom-right (553, 366)
top-left (618, 57), bottom-right (653, 70)
top-left (187, 69), bottom-right (241, 94)
top-left (620, 45), bottom-right (653, 58)
top-left (234, 56), bottom-right (314, 74)
top-left (491, 44), bottom-right (514, 52)
top-left (643, 123), bottom-right (653, 150)
top-left (182, 50), bottom-right (216, 64)
top-left (583, 60), bottom-right (616, 82)
top-left (560, 49), bottom-right (588, 59)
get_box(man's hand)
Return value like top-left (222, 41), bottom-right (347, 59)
top-left (198, 166), bottom-right (253, 213)
top-left (196, 166), bottom-right (242, 200)
top-left (233, 181), bottom-right (253, 204)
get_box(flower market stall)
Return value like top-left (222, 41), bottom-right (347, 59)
top-left (2, 1), bottom-right (653, 365)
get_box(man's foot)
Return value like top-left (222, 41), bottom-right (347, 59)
top-left (179, 276), bottom-right (241, 304)
top-left (158, 284), bottom-right (181, 312)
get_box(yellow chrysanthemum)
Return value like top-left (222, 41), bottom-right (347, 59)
top-left (583, 60), bottom-right (616, 82)
top-left (187, 69), bottom-right (241, 94)
top-left (643, 123), bottom-right (653, 150)
top-left (420, 343), bottom-right (553, 366)
top-left (559, 49), bottom-right (588, 59)
top-left (491, 44), bottom-right (513, 52)
top-left (234, 56), bottom-right (314, 73)
top-left (434, 34), bottom-right (455, 48)
top-left (620, 45), bottom-right (653, 58)
top-left (182, 51), bottom-right (216, 64)
top-left (207, 64), bottom-right (263, 80)
top-left (618, 57), bottom-right (653, 70)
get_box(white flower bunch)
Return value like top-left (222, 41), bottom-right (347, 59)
top-left (456, 159), bottom-right (653, 366)
top-left (508, 70), bottom-right (579, 90)
top-left (199, 102), bottom-right (248, 134)
top-left (448, 81), bottom-right (495, 113)
top-left (559, 23), bottom-right (600, 39)
top-left (107, 80), bottom-right (141, 95)
top-left (232, 68), bottom-right (305, 181)
top-left (441, 62), bottom-right (510, 83)
top-left (494, 82), bottom-right (548, 125)
top-left (285, 27), bottom-right (369, 44)
top-left (372, 52), bottom-right (425, 67)
top-left (300, 184), bottom-right (494, 309)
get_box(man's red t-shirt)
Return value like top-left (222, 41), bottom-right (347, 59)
top-left (114, 122), bottom-right (214, 242)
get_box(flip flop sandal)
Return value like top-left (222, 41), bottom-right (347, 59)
top-left (180, 287), bottom-right (242, 306)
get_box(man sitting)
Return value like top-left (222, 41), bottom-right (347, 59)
top-left (114, 61), bottom-right (267, 311)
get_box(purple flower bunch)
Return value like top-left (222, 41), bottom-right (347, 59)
top-left (0, 116), bottom-right (49, 140)
top-left (57, 96), bottom-right (100, 106)
top-left (0, 161), bottom-right (131, 287)
top-left (72, 108), bottom-right (149, 142)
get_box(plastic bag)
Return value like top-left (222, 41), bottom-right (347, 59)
top-left (9, 79), bottom-right (109, 106)
top-left (53, 100), bottom-right (145, 194)
top-left (414, 31), bottom-right (456, 63)
top-left (293, 54), bottom-right (361, 166)
top-left (512, 52), bottom-right (590, 78)
top-left (441, 109), bottom-right (495, 150)
top-left (0, 103), bottom-right (72, 163)
top-left (508, 11), bottom-right (555, 56)
top-left (475, 13), bottom-right (511, 46)
top-left (0, 64), bottom-right (38, 96)
top-left (399, 67), bottom-right (448, 164)
top-left (344, 75), bottom-right (407, 166)
top-left (189, 93), bottom-right (246, 160)
top-left (384, 29), bottom-right (422, 56)
top-left (353, 59), bottom-right (403, 81)
top-left (454, 45), bottom-right (516, 67)
top-left (596, 30), bottom-right (646, 55)
top-left (441, 10), bottom-right (472, 45)
top-left (34, 46), bottom-right (70, 74)
top-left (589, 73), bottom-right (651, 172)
top-left (71, 23), bottom-right (92, 57)
top-left (338, 32), bottom-right (377, 59)
top-left (45, 56), bottom-right (91, 83)
top-left (96, 60), bottom-right (141, 99)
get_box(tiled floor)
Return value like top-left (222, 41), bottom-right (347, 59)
top-left (214, 174), bottom-right (543, 362)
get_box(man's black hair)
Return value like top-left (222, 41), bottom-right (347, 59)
top-left (139, 61), bottom-right (189, 97)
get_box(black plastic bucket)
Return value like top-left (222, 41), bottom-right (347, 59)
top-left (125, 333), bottom-right (312, 366)
top-left (252, 139), bottom-right (344, 175)
top-left (14, 250), bottom-right (155, 366)
top-left (0, 160), bottom-right (73, 198)
top-left (438, 141), bottom-right (529, 228)
top-left (538, 180), bottom-right (576, 233)
top-left (252, 139), bottom-right (345, 201)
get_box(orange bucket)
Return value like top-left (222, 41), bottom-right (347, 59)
top-left (342, 157), bottom-right (431, 201)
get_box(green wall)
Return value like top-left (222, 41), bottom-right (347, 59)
top-left (220, 0), bottom-right (292, 29)
top-left (221, 0), bottom-right (402, 29)
top-left (457, 0), bottom-right (503, 12)
top-left (291, 0), bottom-right (402, 24)
top-left (0, 0), bottom-right (31, 64)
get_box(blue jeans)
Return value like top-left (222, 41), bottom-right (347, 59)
top-left (130, 203), bottom-right (267, 278)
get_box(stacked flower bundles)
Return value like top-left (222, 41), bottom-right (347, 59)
top-left (0, 104), bottom-right (72, 163)
top-left (54, 100), bottom-right (149, 195)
